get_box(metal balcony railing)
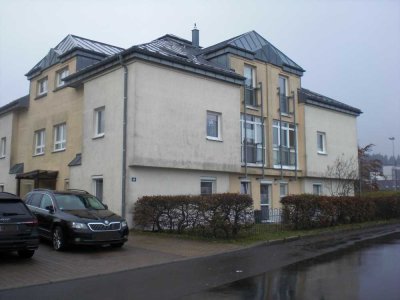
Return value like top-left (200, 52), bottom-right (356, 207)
top-left (244, 87), bottom-right (257, 107)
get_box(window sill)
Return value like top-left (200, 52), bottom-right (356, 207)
top-left (53, 85), bottom-right (68, 93)
top-left (35, 93), bottom-right (47, 100)
top-left (93, 134), bottom-right (105, 140)
top-left (273, 165), bottom-right (297, 170)
top-left (317, 151), bottom-right (327, 156)
top-left (33, 153), bottom-right (45, 157)
top-left (206, 137), bottom-right (223, 142)
top-left (245, 105), bottom-right (259, 111)
top-left (52, 149), bottom-right (66, 153)
top-left (0, 156), bottom-right (5, 159)
top-left (241, 163), bottom-right (266, 167)
top-left (280, 112), bottom-right (291, 117)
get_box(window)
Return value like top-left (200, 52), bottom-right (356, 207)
top-left (317, 132), bottom-right (326, 154)
top-left (0, 185), bottom-right (4, 192)
top-left (94, 107), bottom-right (105, 137)
top-left (56, 67), bottom-right (69, 87)
top-left (280, 183), bottom-right (288, 198)
top-left (40, 194), bottom-right (53, 210)
top-left (54, 123), bottom-right (66, 151)
top-left (313, 184), bottom-right (322, 195)
top-left (273, 120), bottom-right (296, 167)
top-left (34, 129), bottom-right (45, 155)
top-left (241, 114), bottom-right (264, 164)
top-left (37, 77), bottom-right (48, 96)
top-left (240, 181), bottom-right (251, 195)
top-left (0, 137), bottom-right (6, 158)
top-left (93, 177), bottom-right (103, 201)
top-left (200, 178), bottom-right (216, 195)
top-left (206, 111), bottom-right (222, 140)
top-left (244, 65), bottom-right (257, 106)
top-left (279, 76), bottom-right (289, 114)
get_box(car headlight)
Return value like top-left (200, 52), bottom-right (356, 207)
top-left (121, 220), bottom-right (128, 228)
top-left (71, 222), bottom-right (88, 230)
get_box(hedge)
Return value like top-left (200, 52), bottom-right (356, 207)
top-left (281, 193), bottom-right (400, 229)
top-left (133, 193), bottom-right (253, 238)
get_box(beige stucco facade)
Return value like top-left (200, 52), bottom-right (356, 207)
top-left (228, 55), bottom-right (304, 213)
top-left (12, 58), bottom-right (83, 195)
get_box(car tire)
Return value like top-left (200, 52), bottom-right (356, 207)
top-left (53, 226), bottom-right (67, 251)
top-left (17, 249), bottom-right (35, 258)
top-left (111, 242), bottom-right (124, 248)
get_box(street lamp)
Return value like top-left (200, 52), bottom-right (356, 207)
top-left (389, 137), bottom-right (396, 191)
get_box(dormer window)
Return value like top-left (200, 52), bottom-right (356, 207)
top-left (37, 77), bottom-right (48, 96)
top-left (56, 67), bottom-right (69, 88)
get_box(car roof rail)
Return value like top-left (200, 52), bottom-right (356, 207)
top-left (66, 189), bottom-right (90, 194)
top-left (32, 188), bottom-right (52, 192)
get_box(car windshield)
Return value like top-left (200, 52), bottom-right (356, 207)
top-left (54, 194), bottom-right (106, 210)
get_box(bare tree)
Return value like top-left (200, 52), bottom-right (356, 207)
top-left (325, 154), bottom-right (358, 196)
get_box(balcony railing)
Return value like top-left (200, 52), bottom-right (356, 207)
top-left (279, 94), bottom-right (289, 114)
top-left (244, 87), bottom-right (257, 107)
top-left (273, 147), bottom-right (296, 166)
top-left (241, 143), bottom-right (263, 164)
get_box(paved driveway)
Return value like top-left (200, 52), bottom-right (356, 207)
top-left (0, 233), bottom-right (241, 291)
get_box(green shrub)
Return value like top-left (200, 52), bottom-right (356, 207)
top-left (281, 193), bottom-right (400, 229)
top-left (133, 193), bottom-right (253, 238)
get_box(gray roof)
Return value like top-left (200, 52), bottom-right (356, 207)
top-left (26, 34), bottom-right (124, 78)
top-left (136, 34), bottom-right (240, 77)
top-left (68, 153), bottom-right (82, 167)
top-left (65, 34), bottom-right (245, 88)
top-left (298, 88), bottom-right (362, 116)
top-left (201, 31), bottom-right (305, 76)
top-left (0, 95), bottom-right (29, 116)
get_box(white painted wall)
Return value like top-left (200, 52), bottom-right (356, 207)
top-left (71, 61), bottom-right (242, 221)
top-left (0, 112), bottom-right (16, 193)
top-left (304, 105), bottom-right (358, 177)
top-left (70, 68), bottom-right (124, 214)
top-left (126, 167), bottom-right (231, 225)
top-left (128, 62), bottom-right (242, 173)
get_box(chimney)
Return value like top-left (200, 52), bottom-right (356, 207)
top-left (192, 23), bottom-right (199, 47)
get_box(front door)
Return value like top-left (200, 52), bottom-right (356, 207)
top-left (260, 184), bottom-right (271, 222)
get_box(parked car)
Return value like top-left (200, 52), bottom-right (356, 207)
top-left (24, 189), bottom-right (129, 251)
top-left (0, 192), bottom-right (39, 258)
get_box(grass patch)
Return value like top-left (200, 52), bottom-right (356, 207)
top-left (132, 219), bottom-right (400, 246)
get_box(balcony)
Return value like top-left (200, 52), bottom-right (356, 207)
top-left (241, 143), bottom-right (263, 164)
top-left (273, 147), bottom-right (296, 167)
top-left (279, 94), bottom-right (290, 114)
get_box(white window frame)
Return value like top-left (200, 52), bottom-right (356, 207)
top-left (200, 177), bottom-right (216, 195)
top-left (53, 123), bottom-right (66, 152)
top-left (240, 180), bottom-right (251, 195)
top-left (56, 67), bottom-right (69, 88)
top-left (34, 129), bottom-right (45, 155)
top-left (313, 183), bottom-right (323, 195)
top-left (280, 182), bottom-right (288, 199)
top-left (279, 75), bottom-right (289, 115)
top-left (273, 120), bottom-right (297, 169)
top-left (37, 77), bottom-right (48, 96)
top-left (0, 137), bottom-right (6, 158)
top-left (260, 182), bottom-right (272, 222)
top-left (206, 111), bottom-right (222, 141)
top-left (94, 107), bottom-right (105, 138)
top-left (244, 65), bottom-right (257, 107)
top-left (92, 176), bottom-right (104, 202)
top-left (240, 114), bottom-right (265, 165)
top-left (317, 131), bottom-right (327, 154)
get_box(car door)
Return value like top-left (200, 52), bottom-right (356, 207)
top-left (38, 194), bottom-right (55, 239)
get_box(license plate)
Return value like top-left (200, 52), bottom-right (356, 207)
top-left (0, 224), bottom-right (19, 232)
top-left (93, 232), bottom-right (119, 241)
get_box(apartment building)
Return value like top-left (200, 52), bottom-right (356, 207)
top-left (0, 28), bottom-right (361, 225)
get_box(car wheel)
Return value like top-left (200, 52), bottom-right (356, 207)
top-left (17, 249), bottom-right (35, 258)
top-left (111, 242), bottom-right (124, 248)
top-left (53, 226), bottom-right (67, 251)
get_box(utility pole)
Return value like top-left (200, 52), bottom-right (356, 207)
top-left (389, 137), bottom-right (396, 191)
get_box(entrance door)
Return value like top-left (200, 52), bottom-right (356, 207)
top-left (260, 184), bottom-right (271, 222)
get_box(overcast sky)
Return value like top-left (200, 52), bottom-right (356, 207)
top-left (0, 0), bottom-right (399, 156)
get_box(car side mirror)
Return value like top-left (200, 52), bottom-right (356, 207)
top-left (46, 206), bottom-right (55, 213)
top-left (104, 204), bottom-right (108, 209)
